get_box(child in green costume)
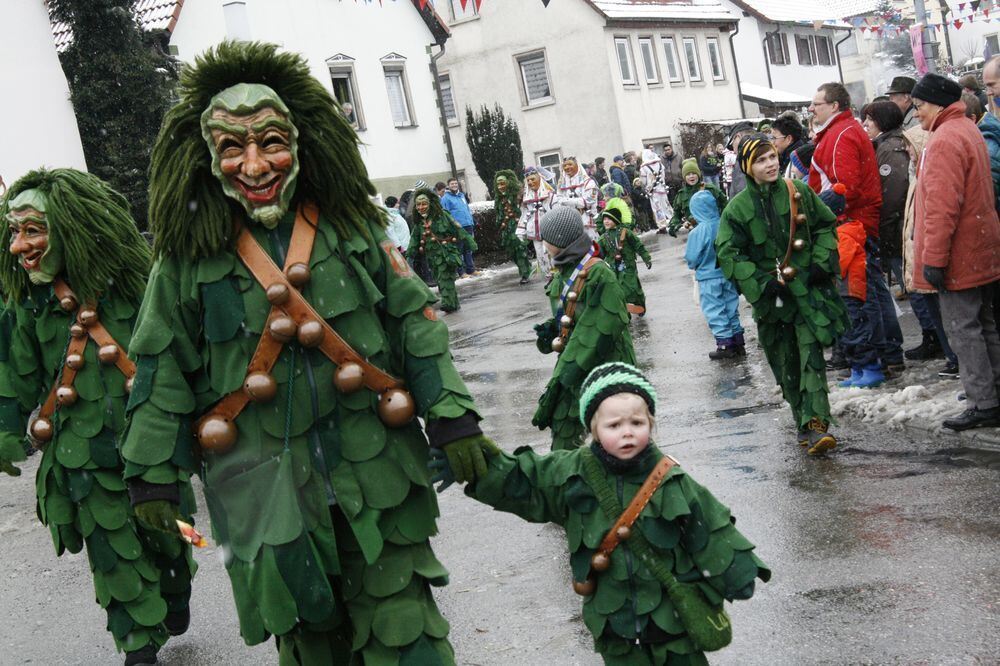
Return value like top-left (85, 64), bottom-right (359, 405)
top-left (493, 170), bottom-right (533, 284)
top-left (532, 207), bottom-right (635, 450)
top-left (597, 207), bottom-right (653, 316)
top-left (0, 168), bottom-right (196, 666)
top-left (431, 362), bottom-right (770, 665)
top-left (120, 42), bottom-right (495, 665)
top-left (408, 188), bottom-right (477, 312)
top-left (668, 160), bottom-right (728, 237)
top-left (715, 135), bottom-right (848, 454)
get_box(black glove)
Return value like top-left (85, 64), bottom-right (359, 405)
top-left (807, 264), bottom-right (830, 287)
top-left (668, 226), bottom-right (678, 238)
top-left (534, 319), bottom-right (558, 353)
top-left (923, 266), bottom-right (946, 291)
top-left (818, 189), bottom-right (847, 216)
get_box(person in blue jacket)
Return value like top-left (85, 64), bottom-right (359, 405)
top-left (685, 190), bottom-right (745, 359)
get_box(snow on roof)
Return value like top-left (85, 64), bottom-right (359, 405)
top-left (589, 0), bottom-right (738, 23)
top-left (727, 0), bottom-right (851, 26)
top-left (740, 82), bottom-right (810, 104)
top-left (51, 0), bottom-right (182, 52)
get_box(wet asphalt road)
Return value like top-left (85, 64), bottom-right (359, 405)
top-left (2, 233), bottom-right (998, 665)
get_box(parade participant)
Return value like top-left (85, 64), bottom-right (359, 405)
top-left (0, 168), bottom-right (195, 666)
top-left (556, 156), bottom-right (600, 239)
top-left (599, 182), bottom-right (633, 228)
top-left (685, 190), bottom-right (746, 359)
top-left (121, 42), bottom-right (494, 664)
top-left (408, 188), bottom-right (477, 313)
top-left (441, 177), bottom-right (478, 278)
top-left (518, 166), bottom-right (556, 278)
top-left (430, 362), bottom-right (770, 665)
top-left (630, 178), bottom-right (657, 232)
top-left (382, 195), bottom-right (411, 254)
top-left (716, 134), bottom-right (848, 455)
top-left (532, 207), bottom-right (634, 450)
top-left (597, 207), bottom-right (651, 316)
top-left (668, 159), bottom-right (727, 237)
top-left (493, 169), bottom-right (533, 284)
top-left (608, 156), bottom-right (633, 199)
top-left (639, 148), bottom-right (672, 233)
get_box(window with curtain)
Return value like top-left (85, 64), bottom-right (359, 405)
top-left (517, 51), bottom-right (553, 104)
top-left (615, 37), bottom-right (637, 85)
top-left (439, 73), bottom-right (458, 123)
top-left (706, 38), bottom-right (725, 80)
top-left (638, 37), bottom-right (660, 83)
top-left (795, 35), bottom-right (815, 66)
top-left (767, 32), bottom-right (790, 65)
top-left (816, 35), bottom-right (835, 66)
top-left (329, 64), bottom-right (364, 130)
top-left (661, 37), bottom-right (682, 82)
top-left (682, 37), bottom-right (701, 82)
top-left (384, 68), bottom-right (413, 127)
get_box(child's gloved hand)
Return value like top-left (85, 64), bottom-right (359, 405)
top-left (0, 458), bottom-right (20, 477)
top-left (534, 319), bottom-right (558, 353)
top-left (442, 435), bottom-right (500, 485)
top-left (645, 260), bottom-right (653, 270)
top-left (134, 500), bottom-right (182, 536)
top-left (0, 440), bottom-right (25, 477)
top-left (818, 188), bottom-right (846, 216)
top-left (428, 448), bottom-right (455, 493)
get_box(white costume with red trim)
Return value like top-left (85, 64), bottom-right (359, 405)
top-left (518, 179), bottom-right (555, 275)
top-left (556, 168), bottom-right (599, 239)
top-left (640, 148), bottom-right (672, 229)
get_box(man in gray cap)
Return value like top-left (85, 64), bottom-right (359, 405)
top-left (725, 120), bottom-right (755, 196)
top-left (886, 75), bottom-right (919, 129)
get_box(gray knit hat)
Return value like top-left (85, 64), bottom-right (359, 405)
top-left (540, 206), bottom-right (585, 247)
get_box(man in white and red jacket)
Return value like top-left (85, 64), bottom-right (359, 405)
top-left (809, 82), bottom-right (904, 373)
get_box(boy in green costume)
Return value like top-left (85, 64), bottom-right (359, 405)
top-left (532, 207), bottom-right (635, 451)
top-left (715, 135), bottom-right (848, 454)
top-left (493, 170), bottom-right (533, 284)
top-left (668, 160), bottom-right (728, 237)
top-left (432, 362), bottom-right (770, 665)
top-left (407, 188), bottom-right (477, 312)
top-left (597, 207), bottom-right (653, 316)
top-left (0, 168), bottom-right (196, 666)
top-left (120, 42), bottom-right (494, 665)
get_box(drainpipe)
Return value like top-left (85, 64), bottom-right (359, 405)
top-left (728, 21), bottom-right (746, 118)
top-left (763, 27), bottom-right (776, 89)
top-left (834, 28), bottom-right (851, 84)
top-left (429, 42), bottom-right (458, 178)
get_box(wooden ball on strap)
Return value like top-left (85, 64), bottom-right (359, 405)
top-left (795, 214), bottom-right (807, 224)
top-left (98, 344), bottom-right (120, 365)
top-left (56, 386), bottom-right (78, 407)
top-left (30, 417), bottom-right (54, 444)
top-left (590, 552), bottom-right (610, 572)
top-left (377, 388), bottom-right (415, 428)
top-left (572, 578), bottom-right (596, 596)
top-left (197, 416), bottom-right (238, 453)
top-left (65, 353), bottom-right (85, 371)
top-left (781, 265), bottom-right (798, 281)
top-left (78, 309), bottom-right (98, 327)
top-left (560, 315), bottom-right (573, 328)
top-left (243, 372), bottom-right (277, 403)
top-left (266, 283), bottom-right (290, 305)
top-left (793, 191), bottom-right (802, 201)
top-left (551, 337), bottom-right (565, 353)
top-left (567, 291), bottom-right (578, 302)
top-left (69, 324), bottom-right (86, 339)
top-left (297, 320), bottom-right (325, 348)
top-left (285, 263), bottom-right (311, 288)
top-left (59, 295), bottom-right (78, 313)
top-left (333, 362), bottom-right (365, 394)
top-left (792, 238), bottom-right (806, 251)
top-left (125, 376), bottom-right (134, 394)
top-left (615, 525), bottom-right (632, 541)
top-left (269, 316), bottom-right (297, 343)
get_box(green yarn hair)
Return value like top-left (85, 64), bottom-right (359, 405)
top-left (0, 168), bottom-right (151, 304)
top-left (148, 40), bottom-right (383, 259)
top-left (412, 188), bottom-right (447, 221)
top-left (494, 169), bottom-right (521, 206)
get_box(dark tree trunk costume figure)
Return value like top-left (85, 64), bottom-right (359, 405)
top-left (0, 169), bottom-right (196, 666)
top-left (493, 169), bottom-right (533, 283)
top-left (119, 42), bottom-right (496, 665)
top-left (406, 188), bottom-right (476, 313)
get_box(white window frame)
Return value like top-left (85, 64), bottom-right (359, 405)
top-left (706, 37), bottom-right (725, 81)
top-left (515, 49), bottom-right (554, 107)
top-left (637, 37), bottom-right (660, 84)
top-left (447, 0), bottom-right (478, 23)
top-left (536, 150), bottom-right (562, 174)
top-left (327, 54), bottom-right (365, 131)
top-left (682, 37), bottom-right (702, 83)
top-left (381, 54), bottom-right (416, 129)
top-left (438, 72), bottom-right (459, 126)
top-left (988, 34), bottom-right (1000, 58)
top-left (614, 36), bottom-right (638, 86)
top-left (661, 36), bottom-right (683, 83)
top-left (767, 32), bottom-right (790, 66)
top-left (815, 34), bottom-right (835, 66)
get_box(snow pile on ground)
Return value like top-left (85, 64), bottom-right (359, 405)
top-left (829, 378), bottom-right (965, 429)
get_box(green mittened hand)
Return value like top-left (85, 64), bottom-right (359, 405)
top-left (442, 435), bottom-right (500, 485)
top-left (427, 447), bottom-right (455, 494)
top-left (663, 577), bottom-right (732, 652)
top-left (0, 459), bottom-right (21, 477)
top-left (134, 500), bottom-right (181, 536)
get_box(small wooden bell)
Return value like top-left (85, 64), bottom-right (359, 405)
top-left (56, 386), bottom-right (78, 407)
top-left (269, 316), bottom-right (297, 343)
top-left (560, 314), bottom-right (573, 328)
top-left (69, 324), bottom-right (86, 339)
top-left (793, 191), bottom-right (802, 200)
top-left (59, 295), bottom-right (78, 312)
top-left (572, 578), bottom-right (596, 596)
top-left (781, 265), bottom-right (798, 281)
top-left (333, 362), bottom-right (365, 394)
top-left (125, 376), bottom-right (134, 393)
top-left (285, 262), bottom-right (311, 288)
top-left (98, 344), bottom-right (120, 365)
top-left (792, 238), bottom-right (806, 251)
top-left (30, 417), bottom-right (54, 444)
top-left (65, 353), bottom-right (85, 370)
top-left (551, 337), bottom-right (565, 353)
top-left (567, 291), bottom-right (578, 302)
top-left (297, 320), bottom-right (325, 348)
top-left (795, 214), bottom-right (807, 224)
top-left (78, 309), bottom-right (98, 327)
top-left (615, 525), bottom-right (632, 541)
top-left (377, 388), bottom-right (416, 428)
top-left (197, 416), bottom-right (238, 453)
top-left (590, 552), bottom-right (610, 572)
top-left (244, 372), bottom-right (277, 403)
top-left (266, 283), bottom-right (290, 305)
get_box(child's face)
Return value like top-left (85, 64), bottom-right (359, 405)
top-left (603, 217), bottom-right (616, 230)
top-left (594, 394), bottom-right (651, 460)
top-left (685, 173), bottom-right (700, 186)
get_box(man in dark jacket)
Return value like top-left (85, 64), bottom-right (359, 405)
top-left (863, 101), bottom-right (910, 294)
top-left (725, 121), bottom-right (755, 196)
top-left (661, 144), bottom-right (683, 199)
top-left (593, 157), bottom-right (609, 187)
top-left (608, 155), bottom-right (632, 198)
top-left (887, 76), bottom-right (919, 130)
top-left (770, 112), bottom-right (806, 175)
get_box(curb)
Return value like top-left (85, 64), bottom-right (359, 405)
top-left (898, 416), bottom-right (1000, 452)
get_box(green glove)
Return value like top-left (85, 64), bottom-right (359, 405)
top-left (134, 500), bottom-right (181, 536)
top-left (0, 459), bottom-right (20, 477)
top-left (441, 435), bottom-right (500, 485)
top-left (0, 439), bottom-right (25, 477)
top-left (427, 448), bottom-right (455, 494)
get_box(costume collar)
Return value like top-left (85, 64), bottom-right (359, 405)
top-left (589, 440), bottom-right (660, 478)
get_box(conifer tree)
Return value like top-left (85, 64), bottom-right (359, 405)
top-left (465, 104), bottom-right (524, 198)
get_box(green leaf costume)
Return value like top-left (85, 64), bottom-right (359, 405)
top-left (669, 182), bottom-right (727, 235)
top-left (122, 42), bottom-right (482, 665)
top-left (465, 444), bottom-right (770, 664)
top-left (0, 169), bottom-right (195, 657)
top-left (715, 178), bottom-right (848, 428)
top-left (533, 261), bottom-right (635, 450)
top-left (597, 227), bottom-right (652, 314)
top-left (406, 189), bottom-right (476, 313)
top-left (493, 170), bottom-right (532, 280)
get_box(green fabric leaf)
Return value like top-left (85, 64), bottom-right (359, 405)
top-left (102, 562), bottom-right (145, 602)
top-left (275, 532), bottom-right (336, 624)
top-left (85, 484), bottom-right (130, 531)
top-left (123, 586), bottom-right (169, 627)
top-left (371, 595), bottom-right (424, 647)
top-left (355, 456), bottom-right (410, 510)
top-left (201, 278), bottom-right (245, 342)
top-left (55, 432), bottom-right (91, 469)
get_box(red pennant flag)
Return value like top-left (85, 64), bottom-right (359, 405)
top-left (459, 0), bottom-right (468, 9)
top-left (954, 18), bottom-right (964, 28)
top-left (418, 0), bottom-right (428, 8)
top-left (475, 0), bottom-right (483, 9)
top-left (959, 2), bottom-right (967, 10)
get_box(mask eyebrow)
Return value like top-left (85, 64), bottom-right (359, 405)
top-left (6, 209), bottom-right (46, 226)
top-left (250, 117), bottom-right (293, 134)
top-left (205, 119), bottom-right (250, 137)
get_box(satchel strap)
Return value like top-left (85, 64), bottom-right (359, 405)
top-left (591, 453), bottom-right (677, 560)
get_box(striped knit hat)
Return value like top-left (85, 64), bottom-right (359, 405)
top-left (737, 133), bottom-right (775, 175)
top-left (579, 362), bottom-right (658, 427)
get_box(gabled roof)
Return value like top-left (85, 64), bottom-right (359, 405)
top-left (586, 0), bottom-right (738, 23)
top-left (726, 0), bottom-right (851, 26)
top-left (51, 0), bottom-right (183, 52)
top-left (410, 0), bottom-right (450, 45)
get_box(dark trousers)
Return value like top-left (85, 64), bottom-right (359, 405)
top-left (911, 292), bottom-right (958, 364)
top-left (841, 296), bottom-right (879, 367)
top-left (939, 283), bottom-right (1000, 410)
top-left (457, 228), bottom-right (476, 275)
top-left (864, 239), bottom-right (904, 364)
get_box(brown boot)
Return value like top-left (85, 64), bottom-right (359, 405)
top-left (805, 418), bottom-right (836, 455)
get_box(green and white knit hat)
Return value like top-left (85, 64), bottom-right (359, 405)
top-left (579, 362), bottom-right (658, 427)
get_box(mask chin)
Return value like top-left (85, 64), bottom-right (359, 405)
top-left (249, 204), bottom-right (286, 229)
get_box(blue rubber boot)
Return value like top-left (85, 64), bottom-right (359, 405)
top-left (853, 362), bottom-right (886, 388)
top-left (838, 366), bottom-right (863, 388)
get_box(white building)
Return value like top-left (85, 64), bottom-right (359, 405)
top-left (52, 0), bottom-right (455, 198)
top-left (437, 0), bottom-right (745, 199)
top-left (1, 0), bottom-right (87, 187)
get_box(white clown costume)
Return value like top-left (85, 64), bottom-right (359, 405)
top-left (517, 167), bottom-right (556, 276)
top-left (556, 158), bottom-right (600, 239)
top-left (640, 148), bottom-right (672, 230)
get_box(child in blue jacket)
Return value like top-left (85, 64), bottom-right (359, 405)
top-left (685, 190), bottom-right (745, 359)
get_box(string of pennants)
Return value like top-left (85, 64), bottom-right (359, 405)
top-left (848, 0), bottom-right (1000, 36)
